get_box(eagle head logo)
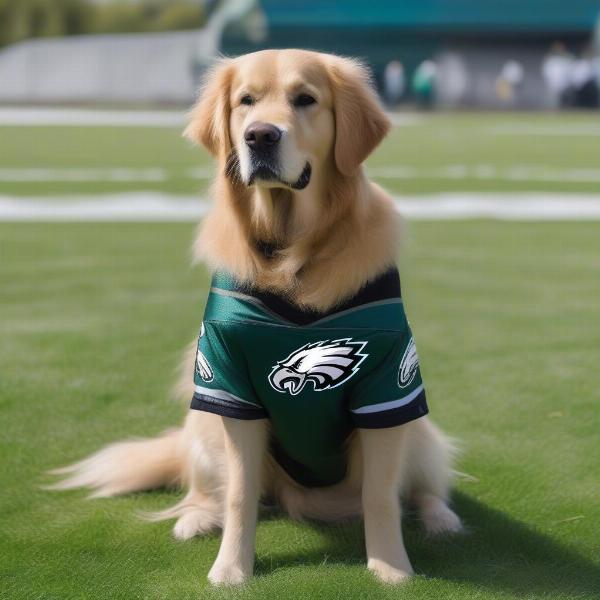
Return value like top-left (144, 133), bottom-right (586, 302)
top-left (397, 337), bottom-right (419, 388)
top-left (268, 338), bottom-right (368, 395)
top-left (195, 322), bottom-right (214, 382)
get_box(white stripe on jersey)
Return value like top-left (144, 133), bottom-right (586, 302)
top-left (194, 385), bottom-right (261, 408)
top-left (351, 384), bottom-right (424, 414)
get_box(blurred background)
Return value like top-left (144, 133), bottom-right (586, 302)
top-left (1, 3), bottom-right (600, 599)
top-left (1, 0), bottom-right (600, 213)
top-left (1, 0), bottom-right (600, 108)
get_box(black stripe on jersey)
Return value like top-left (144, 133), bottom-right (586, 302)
top-left (232, 266), bottom-right (402, 326)
top-left (351, 389), bottom-right (429, 429)
top-left (191, 393), bottom-right (268, 420)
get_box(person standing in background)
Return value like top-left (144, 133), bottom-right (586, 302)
top-left (412, 60), bottom-right (437, 108)
top-left (383, 60), bottom-right (405, 108)
top-left (542, 42), bottom-right (574, 108)
top-left (495, 59), bottom-right (524, 107)
top-left (571, 46), bottom-right (599, 108)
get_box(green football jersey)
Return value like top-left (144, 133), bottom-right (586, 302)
top-left (191, 269), bottom-right (428, 488)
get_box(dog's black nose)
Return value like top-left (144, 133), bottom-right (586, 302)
top-left (244, 122), bottom-right (282, 152)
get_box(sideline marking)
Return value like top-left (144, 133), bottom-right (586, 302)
top-left (367, 165), bottom-right (600, 183)
top-left (0, 168), bottom-right (167, 182)
top-left (487, 124), bottom-right (600, 136)
top-left (2, 192), bottom-right (600, 221)
top-left (0, 107), bottom-right (186, 127)
top-left (3, 164), bottom-right (600, 184)
top-left (0, 107), bottom-right (419, 128)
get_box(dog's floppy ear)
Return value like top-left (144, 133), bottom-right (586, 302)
top-left (328, 57), bottom-right (391, 176)
top-left (184, 59), bottom-right (234, 157)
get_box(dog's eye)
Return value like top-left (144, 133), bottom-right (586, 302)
top-left (240, 95), bottom-right (254, 106)
top-left (293, 94), bottom-right (316, 108)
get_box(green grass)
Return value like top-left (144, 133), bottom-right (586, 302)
top-left (1, 221), bottom-right (599, 599)
top-left (1, 112), bottom-right (600, 197)
top-left (1, 114), bottom-right (599, 598)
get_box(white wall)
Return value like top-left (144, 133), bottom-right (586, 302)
top-left (0, 30), bottom-right (214, 104)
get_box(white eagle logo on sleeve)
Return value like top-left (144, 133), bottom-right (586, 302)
top-left (269, 338), bottom-right (368, 396)
top-left (397, 337), bottom-right (419, 388)
top-left (195, 322), bottom-right (214, 382)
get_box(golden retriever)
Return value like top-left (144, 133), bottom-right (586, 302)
top-left (51, 49), bottom-right (462, 586)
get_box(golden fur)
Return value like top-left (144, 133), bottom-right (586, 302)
top-left (51, 49), bottom-right (461, 586)
top-left (188, 50), bottom-right (398, 310)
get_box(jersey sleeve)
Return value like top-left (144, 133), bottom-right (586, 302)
top-left (349, 327), bottom-right (428, 429)
top-left (190, 321), bottom-right (267, 420)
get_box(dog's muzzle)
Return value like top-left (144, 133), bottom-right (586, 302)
top-left (243, 121), bottom-right (311, 190)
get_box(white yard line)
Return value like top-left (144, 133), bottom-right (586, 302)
top-left (185, 166), bottom-right (219, 180)
top-left (3, 164), bottom-right (600, 184)
top-left (2, 192), bottom-right (600, 221)
top-left (0, 167), bottom-right (215, 182)
top-left (0, 168), bottom-right (168, 182)
top-left (386, 113), bottom-right (424, 126)
top-left (367, 165), bottom-right (600, 183)
top-left (0, 107), bottom-right (186, 127)
top-left (0, 193), bottom-right (207, 221)
top-left (393, 194), bottom-right (600, 220)
top-left (0, 107), bottom-right (419, 128)
top-left (487, 124), bottom-right (600, 136)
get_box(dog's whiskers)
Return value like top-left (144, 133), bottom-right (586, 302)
top-left (225, 151), bottom-right (242, 184)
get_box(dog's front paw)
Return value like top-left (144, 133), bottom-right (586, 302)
top-left (207, 560), bottom-right (250, 586)
top-left (423, 504), bottom-right (463, 536)
top-left (368, 558), bottom-right (412, 584)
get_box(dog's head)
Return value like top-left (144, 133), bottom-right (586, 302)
top-left (185, 49), bottom-right (390, 189)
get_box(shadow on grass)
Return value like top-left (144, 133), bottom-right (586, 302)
top-left (254, 492), bottom-right (600, 598)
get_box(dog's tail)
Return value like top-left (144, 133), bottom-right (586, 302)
top-left (46, 428), bottom-right (184, 498)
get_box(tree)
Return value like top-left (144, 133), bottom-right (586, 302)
top-left (0, 0), bottom-right (206, 48)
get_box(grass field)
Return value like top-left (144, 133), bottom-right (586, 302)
top-left (1, 113), bottom-right (600, 599)
top-left (2, 112), bottom-right (600, 198)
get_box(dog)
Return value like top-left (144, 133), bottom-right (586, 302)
top-left (51, 49), bottom-right (462, 586)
